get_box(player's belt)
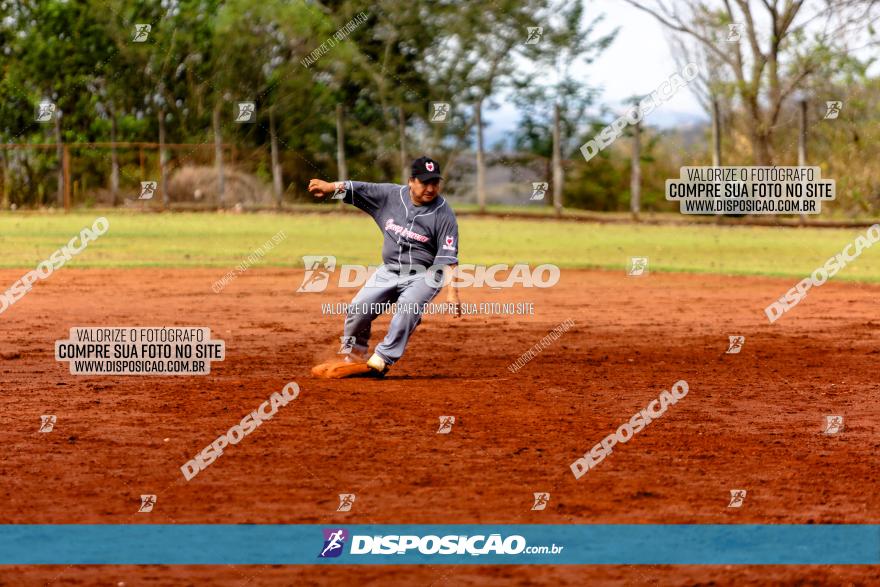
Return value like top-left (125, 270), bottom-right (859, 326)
top-left (383, 263), bottom-right (430, 275)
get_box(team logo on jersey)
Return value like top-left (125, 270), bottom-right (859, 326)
top-left (319, 528), bottom-right (348, 558)
top-left (298, 256), bottom-right (337, 292)
top-left (384, 218), bottom-right (430, 243)
top-left (443, 236), bottom-right (455, 251)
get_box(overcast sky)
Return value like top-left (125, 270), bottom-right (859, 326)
top-left (485, 0), bottom-right (708, 147)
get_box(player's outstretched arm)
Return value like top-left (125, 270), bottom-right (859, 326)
top-left (309, 179), bottom-right (394, 216)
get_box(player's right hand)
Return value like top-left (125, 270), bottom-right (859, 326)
top-left (308, 179), bottom-right (335, 198)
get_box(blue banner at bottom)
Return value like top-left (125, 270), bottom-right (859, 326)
top-left (0, 525), bottom-right (877, 565)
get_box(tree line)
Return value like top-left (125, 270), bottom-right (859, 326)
top-left (1, 0), bottom-right (878, 215)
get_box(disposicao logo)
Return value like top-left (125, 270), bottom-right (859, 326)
top-left (316, 529), bottom-right (562, 558)
top-left (319, 528), bottom-right (349, 558)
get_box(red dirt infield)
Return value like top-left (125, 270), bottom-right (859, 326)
top-left (1, 267), bottom-right (878, 585)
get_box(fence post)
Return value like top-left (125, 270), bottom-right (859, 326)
top-left (63, 145), bottom-right (71, 212)
top-left (0, 149), bottom-right (6, 209)
top-left (552, 102), bottom-right (563, 217)
top-left (630, 121), bottom-right (641, 221)
top-left (711, 96), bottom-right (722, 167)
top-left (798, 96), bottom-right (808, 225)
top-left (336, 104), bottom-right (347, 210)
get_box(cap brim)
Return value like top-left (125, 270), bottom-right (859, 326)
top-left (414, 173), bottom-right (443, 182)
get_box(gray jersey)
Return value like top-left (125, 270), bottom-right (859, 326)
top-left (340, 181), bottom-right (459, 269)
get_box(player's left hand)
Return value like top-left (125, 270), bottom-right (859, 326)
top-left (308, 179), bottom-right (336, 197)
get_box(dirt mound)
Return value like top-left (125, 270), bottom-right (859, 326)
top-left (168, 165), bottom-right (272, 205)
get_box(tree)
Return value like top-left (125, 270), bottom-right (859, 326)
top-left (411, 0), bottom-right (554, 208)
top-left (513, 0), bottom-right (616, 214)
top-left (4, 0), bottom-right (118, 206)
top-left (623, 0), bottom-right (880, 164)
top-left (211, 0), bottom-right (336, 206)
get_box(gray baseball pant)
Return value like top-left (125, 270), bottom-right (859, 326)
top-left (343, 265), bottom-right (444, 365)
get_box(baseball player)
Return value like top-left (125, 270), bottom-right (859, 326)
top-left (308, 156), bottom-right (460, 378)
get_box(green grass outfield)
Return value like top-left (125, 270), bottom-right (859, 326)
top-left (1, 211), bottom-right (879, 282)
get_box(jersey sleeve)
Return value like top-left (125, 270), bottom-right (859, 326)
top-left (433, 210), bottom-right (459, 266)
top-left (340, 181), bottom-right (398, 217)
